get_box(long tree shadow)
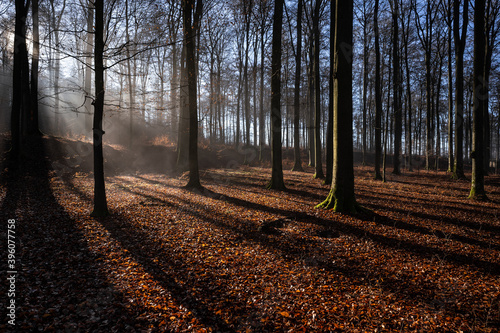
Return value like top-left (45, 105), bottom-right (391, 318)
top-left (0, 136), bottom-right (143, 332)
top-left (59, 175), bottom-right (244, 331)
top-left (202, 190), bottom-right (500, 276)
top-left (56, 169), bottom-right (500, 329)
top-left (151, 188), bottom-right (500, 326)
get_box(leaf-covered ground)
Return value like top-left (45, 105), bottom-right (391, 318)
top-left (1, 135), bottom-right (500, 332)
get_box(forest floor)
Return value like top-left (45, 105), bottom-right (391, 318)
top-left (1, 134), bottom-right (500, 332)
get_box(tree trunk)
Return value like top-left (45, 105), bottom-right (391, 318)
top-left (266, 0), bottom-right (285, 190)
top-left (171, 35), bottom-right (179, 143)
top-left (425, 44), bottom-right (432, 170)
top-left (453, 0), bottom-right (468, 179)
top-left (362, 2), bottom-right (369, 166)
top-left (259, 19), bottom-right (265, 160)
top-left (184, 0), bottom-right (202, 189)
top-left (435, 56), bottom-right (443, 170)
top-left (317, 0), bottom-right (357, 212)
top-left (49, 0), bottom-right (65, 135)
top-left (177, 42), bottom-right (189, 170)
top-left (125, 0), bottom-right (135, 148)
top-left (447, 0), bottom-right (454, 173)
top-left (84, 0), bottom-right (94, 136)
top-left (324, 0), bottom-right (336, 185)
top-left (313, 0), bottom-right (324, 179)
top-left (30, 0), bottom-right (41, 135)
top-left (244, 0), bottom-right (253, 149)
top-left (392, 0), bottom-right (401, 175)
top-left (374, 0), bottom-right (382, 180)
top-left (292, 0), bottom-right (304, 172)
top-left (90, 0), bottom-right (109, 217)
top-left (469, 0), bottom-right (487, 200)
top-left (11, 0), bottom-right (31, 159)
top-left (402, 0), bottom-right (413, 172)
top-left (308, 38), bottom-right (315, 167)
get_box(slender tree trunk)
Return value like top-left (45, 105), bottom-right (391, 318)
top-left (308, 38), bottom-right (315, 167)
top-left (209, 55), bottom-right (215, 144)
top-left (84, 0), bottom-right (94, 135)
top-left (236, 64), bottom-right (242, 147)
top-left (253, 32), bottom-right (258, 148)
top-left (469, 0), bottom-right (487, 200)
top-left (374, 0), bottom-right (382, 180)
top-left (436, 57), bottom-right (443, 170)
top-left (317, 0), bottom-right (357, 212)
top-left (483, 9), bottom-right (496, 175)
top-left (313, 0), bottom-right (324, 179)
top-left (177, 42), bottom-right (189, 170)
top-left (425, 47), bottom-right (432, 170)
top-left (244, 1), bottom-right (253, 149)
top-left (384, 51), bottom-right (392, 182)
top-left (362, 4), bottom-right (368, 166)
top-left (91, 0), bottom-right (108, 217)
top-left (266, 0), bottom-right (285, 190)
top-left (324, 0), bottom-right (336, 185)
top-left (447, 1), bottom-right (454, 173)
top-left (50, 0), bottom-right (65, 135)
top-left (392, 0), bottom-right (401, 175)
top-left (403, 3), bottom-right (413, 172)
top-left (292, 0), bottom-right (304, 172)
top-left (259, 21), bottom-right (265, 160)
top-left (171, 36), bottom-right (178, 143)
top-left (453, 0), bottom-right (468, 179)
top-left (125, 0), bottom-right (135, 148)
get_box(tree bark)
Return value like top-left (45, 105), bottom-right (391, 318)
top-left (244, 0), bottom-right (253, 149)
top-left (11, 0), bottom-right (31, 159)
top-left (125, 0), bottom-right (135, 149)
top-left (446, 0), bottom-right (454, 173)
top-left (361, 1), bottom-right (369, 166)
top-left (177, 42), bottom-right (189, 170)
top-left (292, 0), bottom-right (304, 172)
top-left (453, 0), bottom-right (468, 179)
top-left (259, 13), bottom-right (266, 160)
top-left (84, 0), bottom-right (94, 135)
top-left (469, 0), bottom-right (487, 200)
top-left (313, 0), bottom-right (324, 179)
top-left (90, 0), bottom-right (109, 217)
top-left (324, 0), bottom-right (335, 185)
top-left (316, 0), bottom-right (357, 212)
top-left (184, 0), bottom-right (202, 189)
top-left (392, 0), bottom-right (401, 175)
top-left (30, 0), bottom-right (41, 135)
top-left (402, 0), bottom-right (413, 172)
top-left (266, 0), bottom-right (285, 190)
top-left (308, 37), bottom-right (315, 167)
top-left (374, 0), bottom-right (382, 180)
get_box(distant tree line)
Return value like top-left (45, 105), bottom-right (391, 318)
top-left (1, 0), bottom-right (497, 213)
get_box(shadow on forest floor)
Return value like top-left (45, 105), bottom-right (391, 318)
top-left (1, 134), bottom-right (500, 331)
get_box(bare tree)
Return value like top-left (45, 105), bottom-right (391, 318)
top-left (317, 0), bottom-right (358, 212)
top-left (292, 0), bottom-right (304, 172)
top-left (90, 0), bottom-right (108, 217)
top-left (452, 0), bottom-right (468, 179)
top-left (374, 0), bottom-right (383, 180)
top-left (267, 0), bottom-right (286, 190)
top-left (184, 0), bottom-right (203, 190)
top-left (469, 0), bottom-right (487, 200)
top-left (312, 0), bottom-right (324, 179)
